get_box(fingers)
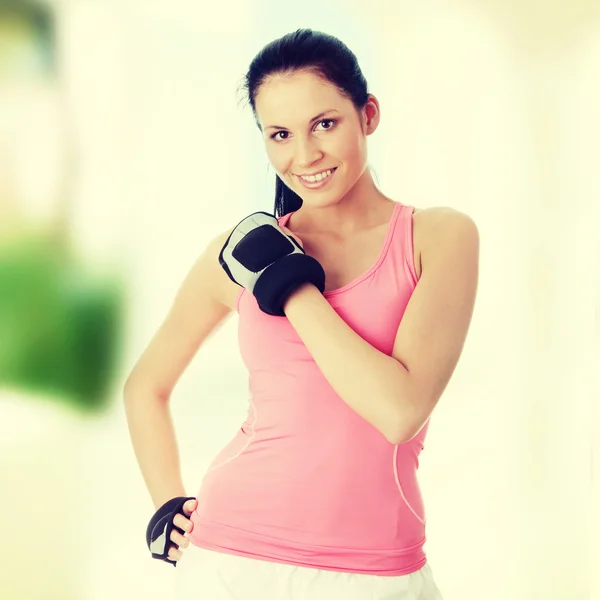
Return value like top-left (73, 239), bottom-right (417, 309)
top-left (166, 527), bottom-right (188, 563)
top-left (182, 498), bottom-right (197, 517)
top-left (173, 511), bottom-right (194, 533)
top-left (168, 545), bottom-right (183, 562)
top-left (167, 499), bottom-right (196, 562)
top-left (170, 528), bottom-right (189, 549)
top-left (167, 521), bottom-right (189, 563)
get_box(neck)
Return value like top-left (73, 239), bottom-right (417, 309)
top-left (291, 169), bottom-right (395, 236)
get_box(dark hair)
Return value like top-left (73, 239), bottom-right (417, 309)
top-left (240, 29), bottom-right (370, 217)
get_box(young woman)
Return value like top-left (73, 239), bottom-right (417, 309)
top-left (124, 29), bottom-right (479, 600)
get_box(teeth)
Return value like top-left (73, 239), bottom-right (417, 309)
top-left (300, 169), bottom-right (332, 183)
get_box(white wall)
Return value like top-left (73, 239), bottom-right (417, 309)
top-left (1, 1), bottom-right (596, 599)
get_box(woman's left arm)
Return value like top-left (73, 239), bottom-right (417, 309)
top-left (283, 208), bottom-right (479, 445)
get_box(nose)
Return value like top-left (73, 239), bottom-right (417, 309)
top-left (295, 135), bottom-right (323, 169)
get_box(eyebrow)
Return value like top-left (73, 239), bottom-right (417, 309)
top-left (264, 109), bottom-right (339, 131)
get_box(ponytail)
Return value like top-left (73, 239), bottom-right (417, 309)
top-left (274, 176), bottom-right (303, 217)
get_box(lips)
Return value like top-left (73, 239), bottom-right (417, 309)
top-left (295, 167), bottom-right (337, 189)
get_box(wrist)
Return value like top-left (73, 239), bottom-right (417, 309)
top-left (283, 282), bottom-right (321, 314)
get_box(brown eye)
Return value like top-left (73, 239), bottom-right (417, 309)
top-left (272, 131), bottom-right (289, 141)
top-left (316, 119), bottom-right (336, 131)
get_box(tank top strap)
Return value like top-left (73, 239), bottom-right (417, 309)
top-left (388, 203), bottom-right (418, 286)
top-left (278, 212), bottom-right (293, 227)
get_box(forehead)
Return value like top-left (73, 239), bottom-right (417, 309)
top-left (255, 70), bottom-right (348, 125)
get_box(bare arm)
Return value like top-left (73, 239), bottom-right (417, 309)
top-left (283, 208), bottom-right (479, 444)
top-left (123, 229), bottom-right (235, 510)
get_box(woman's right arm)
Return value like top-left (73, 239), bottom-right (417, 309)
top-left (123, 228), bottom-right (236, 511)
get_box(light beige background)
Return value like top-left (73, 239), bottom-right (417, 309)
top-left (1, 1), bottom-right (598, 599)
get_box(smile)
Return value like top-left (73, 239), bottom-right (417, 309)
top-left (295, 168), bottom-right (337, 189)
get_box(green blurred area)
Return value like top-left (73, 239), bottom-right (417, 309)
top-left (0, 234), bottom-right (127, 414)
top-left (0, 0), bottom-right (55, 79)
top-left (0, 2), bottom-right (127, 414)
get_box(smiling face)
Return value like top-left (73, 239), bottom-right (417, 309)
top-left (254, 69), bottom-right (379, 209)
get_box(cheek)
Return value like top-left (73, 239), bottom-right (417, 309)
top-left (265, 145), bottom-right (290, 174)
top-left (332, 129), bottom-right (364, 163)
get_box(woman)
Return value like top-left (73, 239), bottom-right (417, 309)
top-left (124, 29), bottom-right (479, 600)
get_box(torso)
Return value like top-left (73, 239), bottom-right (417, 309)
top-left (218, 203), bottom-right (427, 310)
top-left (297, 234), bottom-right (386, 294)
top-left (296, 205), bottom-right (423, 293)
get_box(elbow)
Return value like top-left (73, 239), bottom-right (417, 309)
top-left (382, 362), bottom-right (421, 445)
top-left (385, 427), bottom-right (413, 446)
top-left (383, 410), bottom-right (413, 445)
top-left (122, 376), bottom-right (140, 402)
top-left (123, 376), bottom-right (169, 405)
top-left (384, 393), bottom-right (423, 445)
top-left (387, 427), bottom-right (418, 446)
top-left (387, 399), bottom-right (438, 445)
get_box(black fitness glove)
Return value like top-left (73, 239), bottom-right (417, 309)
top-left (146, 496), bottom-right (195, 566)
top-left (219, 211), bottom-right (325, 316)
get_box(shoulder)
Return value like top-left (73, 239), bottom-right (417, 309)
top-left (413, 205), bottom-right (477, 234)
top-left (206, 225), bottom-right (235, 255)
top-left (410, 207), bottom-right (478, 279)
top-left (413, 206), bottom-right (479, 255)
top-left (202, 226), bottom-right (241, 310)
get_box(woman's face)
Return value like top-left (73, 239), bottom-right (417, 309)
top-left (254, 70), bottom-right (379, 208)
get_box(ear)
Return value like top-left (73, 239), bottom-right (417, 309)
top-left (362, 94), bottom-right (381, 136)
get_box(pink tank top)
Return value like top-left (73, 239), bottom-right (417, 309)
top-left (188, 202), bottom-right (431, 576)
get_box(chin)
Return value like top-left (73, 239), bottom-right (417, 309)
top-left (301, 196), bottom-right (344, 210)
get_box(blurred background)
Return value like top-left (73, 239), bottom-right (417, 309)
top-left (0, 0), bottom-right (598, 598)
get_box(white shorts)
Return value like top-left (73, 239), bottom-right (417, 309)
top-left (174, 544), bottom-right (444, 600)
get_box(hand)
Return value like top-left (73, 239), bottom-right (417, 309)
top-left (167, 498), bottom-right (197, 563)
top-left (219, 212), bottom-right (325, 317)
top-left (146, 495), bottom-right (196, 566)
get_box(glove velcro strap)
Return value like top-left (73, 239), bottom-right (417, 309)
top-left (146, 496), bottom-right (195, 566)
top-left (254, 253), bottom-right (326, 317)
